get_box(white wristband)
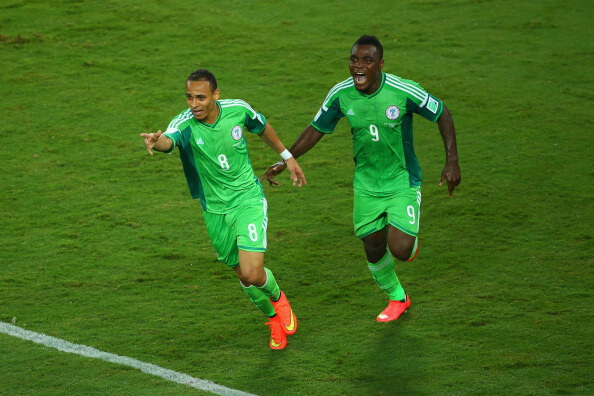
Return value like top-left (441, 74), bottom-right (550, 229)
top-left (280, 149), bottom-right (293, 161)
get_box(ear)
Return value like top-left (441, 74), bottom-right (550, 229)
top-left (213, 89), bottom-right (220, 100)
top-left (379, 59), bottom-right (384, 69)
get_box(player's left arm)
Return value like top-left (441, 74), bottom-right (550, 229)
top-left (436, 104), bottom-right (461, 197)
top-left (258, 123), bottom-right (307, 187)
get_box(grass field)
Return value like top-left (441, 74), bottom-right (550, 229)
top-left (1, 0), bottom-right (593, 394)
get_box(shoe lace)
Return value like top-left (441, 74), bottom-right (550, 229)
top-left (265, 318), bottom-right (284, 341)
top-left (273, 298), bottom-right (288, 312)
top-left (390, 299), bottom-right (407, 311)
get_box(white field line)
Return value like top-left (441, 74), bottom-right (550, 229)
top-left (0, 321), bottom-right (257, 396)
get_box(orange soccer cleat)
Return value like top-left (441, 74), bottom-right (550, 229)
top-left (266, 315), bottom-right (287, 350)
top-left (271, 291), bottom-right (298, 335)
top-left (376, 295), bottom-right (411, 322)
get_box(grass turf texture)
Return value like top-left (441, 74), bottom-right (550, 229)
top-left (1, 0), bottom-right (592, 394)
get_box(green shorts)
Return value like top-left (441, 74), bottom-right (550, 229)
top-left (202, 198), bottom-right (268, 267)
top-left (353, 187), bottom-right (422, 239)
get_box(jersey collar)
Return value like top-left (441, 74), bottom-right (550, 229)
top-left (196, 101), bottom-right (222, 127)
top-left (356, 72), bottom-right (385, 99)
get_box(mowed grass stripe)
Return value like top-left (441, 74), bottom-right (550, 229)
top-left (0, 322), bottom-right (257, 396)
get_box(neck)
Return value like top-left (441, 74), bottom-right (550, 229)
top-left (204, 102), bottom-right (220, 124)
top-left (364, 73), bottom-right (383, 95)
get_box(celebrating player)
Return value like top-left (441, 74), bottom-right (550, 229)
top-left (261, 35), bottom-right (461, 322)
top-left (141, 69), bottom-right (305, 349)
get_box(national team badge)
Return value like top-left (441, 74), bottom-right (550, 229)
top-left (385, 105), bottom-right (400, 120)
top-left (231, 125), bottom-right (243, 140)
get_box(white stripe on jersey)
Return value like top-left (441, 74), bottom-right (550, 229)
top-left (219, 99), bottom-right (256, 111)
top-left (219, 99), bottom-right (254, 108)
top-left (261, 198), bottom-right (268, 248)
top-left (322, 78), bottom-right (354, 111)
top-left (165, 109), bottom-right (193, 133)
top-left (325, 78), bottom-right (353, 99)
top-left (221, 102), bottom-right (259, 120)
top-left (385, 80), bottom-right (429, 103)
top-left (419, 95), bottom-right (429, 108)
top-left (385, 75), bottom-right (428, 103)
top-left (219, 99), bottom-right (259, 119)
top-left (385, 74), bottom-right (427, 97)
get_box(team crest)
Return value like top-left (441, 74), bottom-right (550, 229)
top-left (231, 125), bottom-right (243, 140)
top-left (385, 105), bottom-right (400, 120)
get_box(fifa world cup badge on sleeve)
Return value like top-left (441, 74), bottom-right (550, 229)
top-left (427, 98), bottom-right (439, 114)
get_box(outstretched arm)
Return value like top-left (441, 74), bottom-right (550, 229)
top-left (139, 130), bottom-right (173, 155)
top-left (260, 125), bottom-right (324, 187)
top-left (437, 105), bottom-right (461, 196)
top-left (288, 124), bottom-right (325, 158)
top-left (258, 123), bottom-right (307, 187)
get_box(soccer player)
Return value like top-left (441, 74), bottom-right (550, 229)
top-left (261, 35), bottom-right (461, 322)
top-left (140, 69), bottom-right (305, 349)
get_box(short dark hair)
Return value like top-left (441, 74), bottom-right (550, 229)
top-left (353, 35), bottom-right (383, 60)
top-left (187, 69), bottom-right (217, 92)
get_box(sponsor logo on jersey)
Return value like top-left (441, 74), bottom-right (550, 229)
top-left (385, 105), bottom-right (400, 120)
top-left (231, 125), bottom-right (243, 140)
top-left (347, 108), bottom-right (355, 116)
top-left (426, 97), bottom-right (439, 114)
top-left (196, 137), bottom-right (204, 145)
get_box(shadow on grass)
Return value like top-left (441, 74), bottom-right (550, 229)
top-left (361, 319), bottom-right (427, 395)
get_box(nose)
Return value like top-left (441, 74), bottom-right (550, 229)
top-left (190, 98), bottom-right (199, 108)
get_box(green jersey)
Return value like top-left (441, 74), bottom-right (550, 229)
top-left (311, 72), bottom-right (443, 194)
top-left (163, 99), bottom-right (266, 214)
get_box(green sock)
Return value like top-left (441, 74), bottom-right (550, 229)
top-left (368, 251), bottom-right (406, 301)
top-left (241, 283), bottom-right (275, 317)
top-left (257, 267), bottom-right (281, 301)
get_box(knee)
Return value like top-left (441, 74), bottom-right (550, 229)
top-left (387, 229), bottom-right (417, 261)
top-left (390, 246), bottom-right (412, 261)
top-left (363, 242), bottom-right (387, 263)
top-left (389, 243), bottom-right (414, 262)
top-left (238, 267), bottom-right (266, 287)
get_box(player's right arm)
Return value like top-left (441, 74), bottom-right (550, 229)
top-left (260, 82), bottom-right (346, 187)
top-left (140, 110), bottom-right (190, 155)
top-left (260, 125), bottom-right (323, 187)
top-left (289, 125), bottom-right (326, 158)
top-left (139, 130), bottom-right (173, 155)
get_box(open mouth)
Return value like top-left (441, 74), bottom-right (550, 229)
top-left (354, 73), bottom-right (367, 84)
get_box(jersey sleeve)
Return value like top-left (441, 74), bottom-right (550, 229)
top-left (243, 108), bottom-right (267, 134)
top-left (401, 79), bottom-right (444, 122)
top-left (162, 110), bottom-right (191, 153)
top-left (413, 93), bottom-right (443, 122)
top-left (311, 80), bottom-right (351, 134)
top-left (311, 96), bottom-right (344, 133)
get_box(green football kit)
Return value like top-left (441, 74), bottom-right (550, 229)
top-left (163, 99), bottom-right (269, 267)
top-left (311, 71), bottom-right (444, 302)
top-left (160, 97), bottom-right (297, 335)
top-left (311, 72), bottom-right (444, 239)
